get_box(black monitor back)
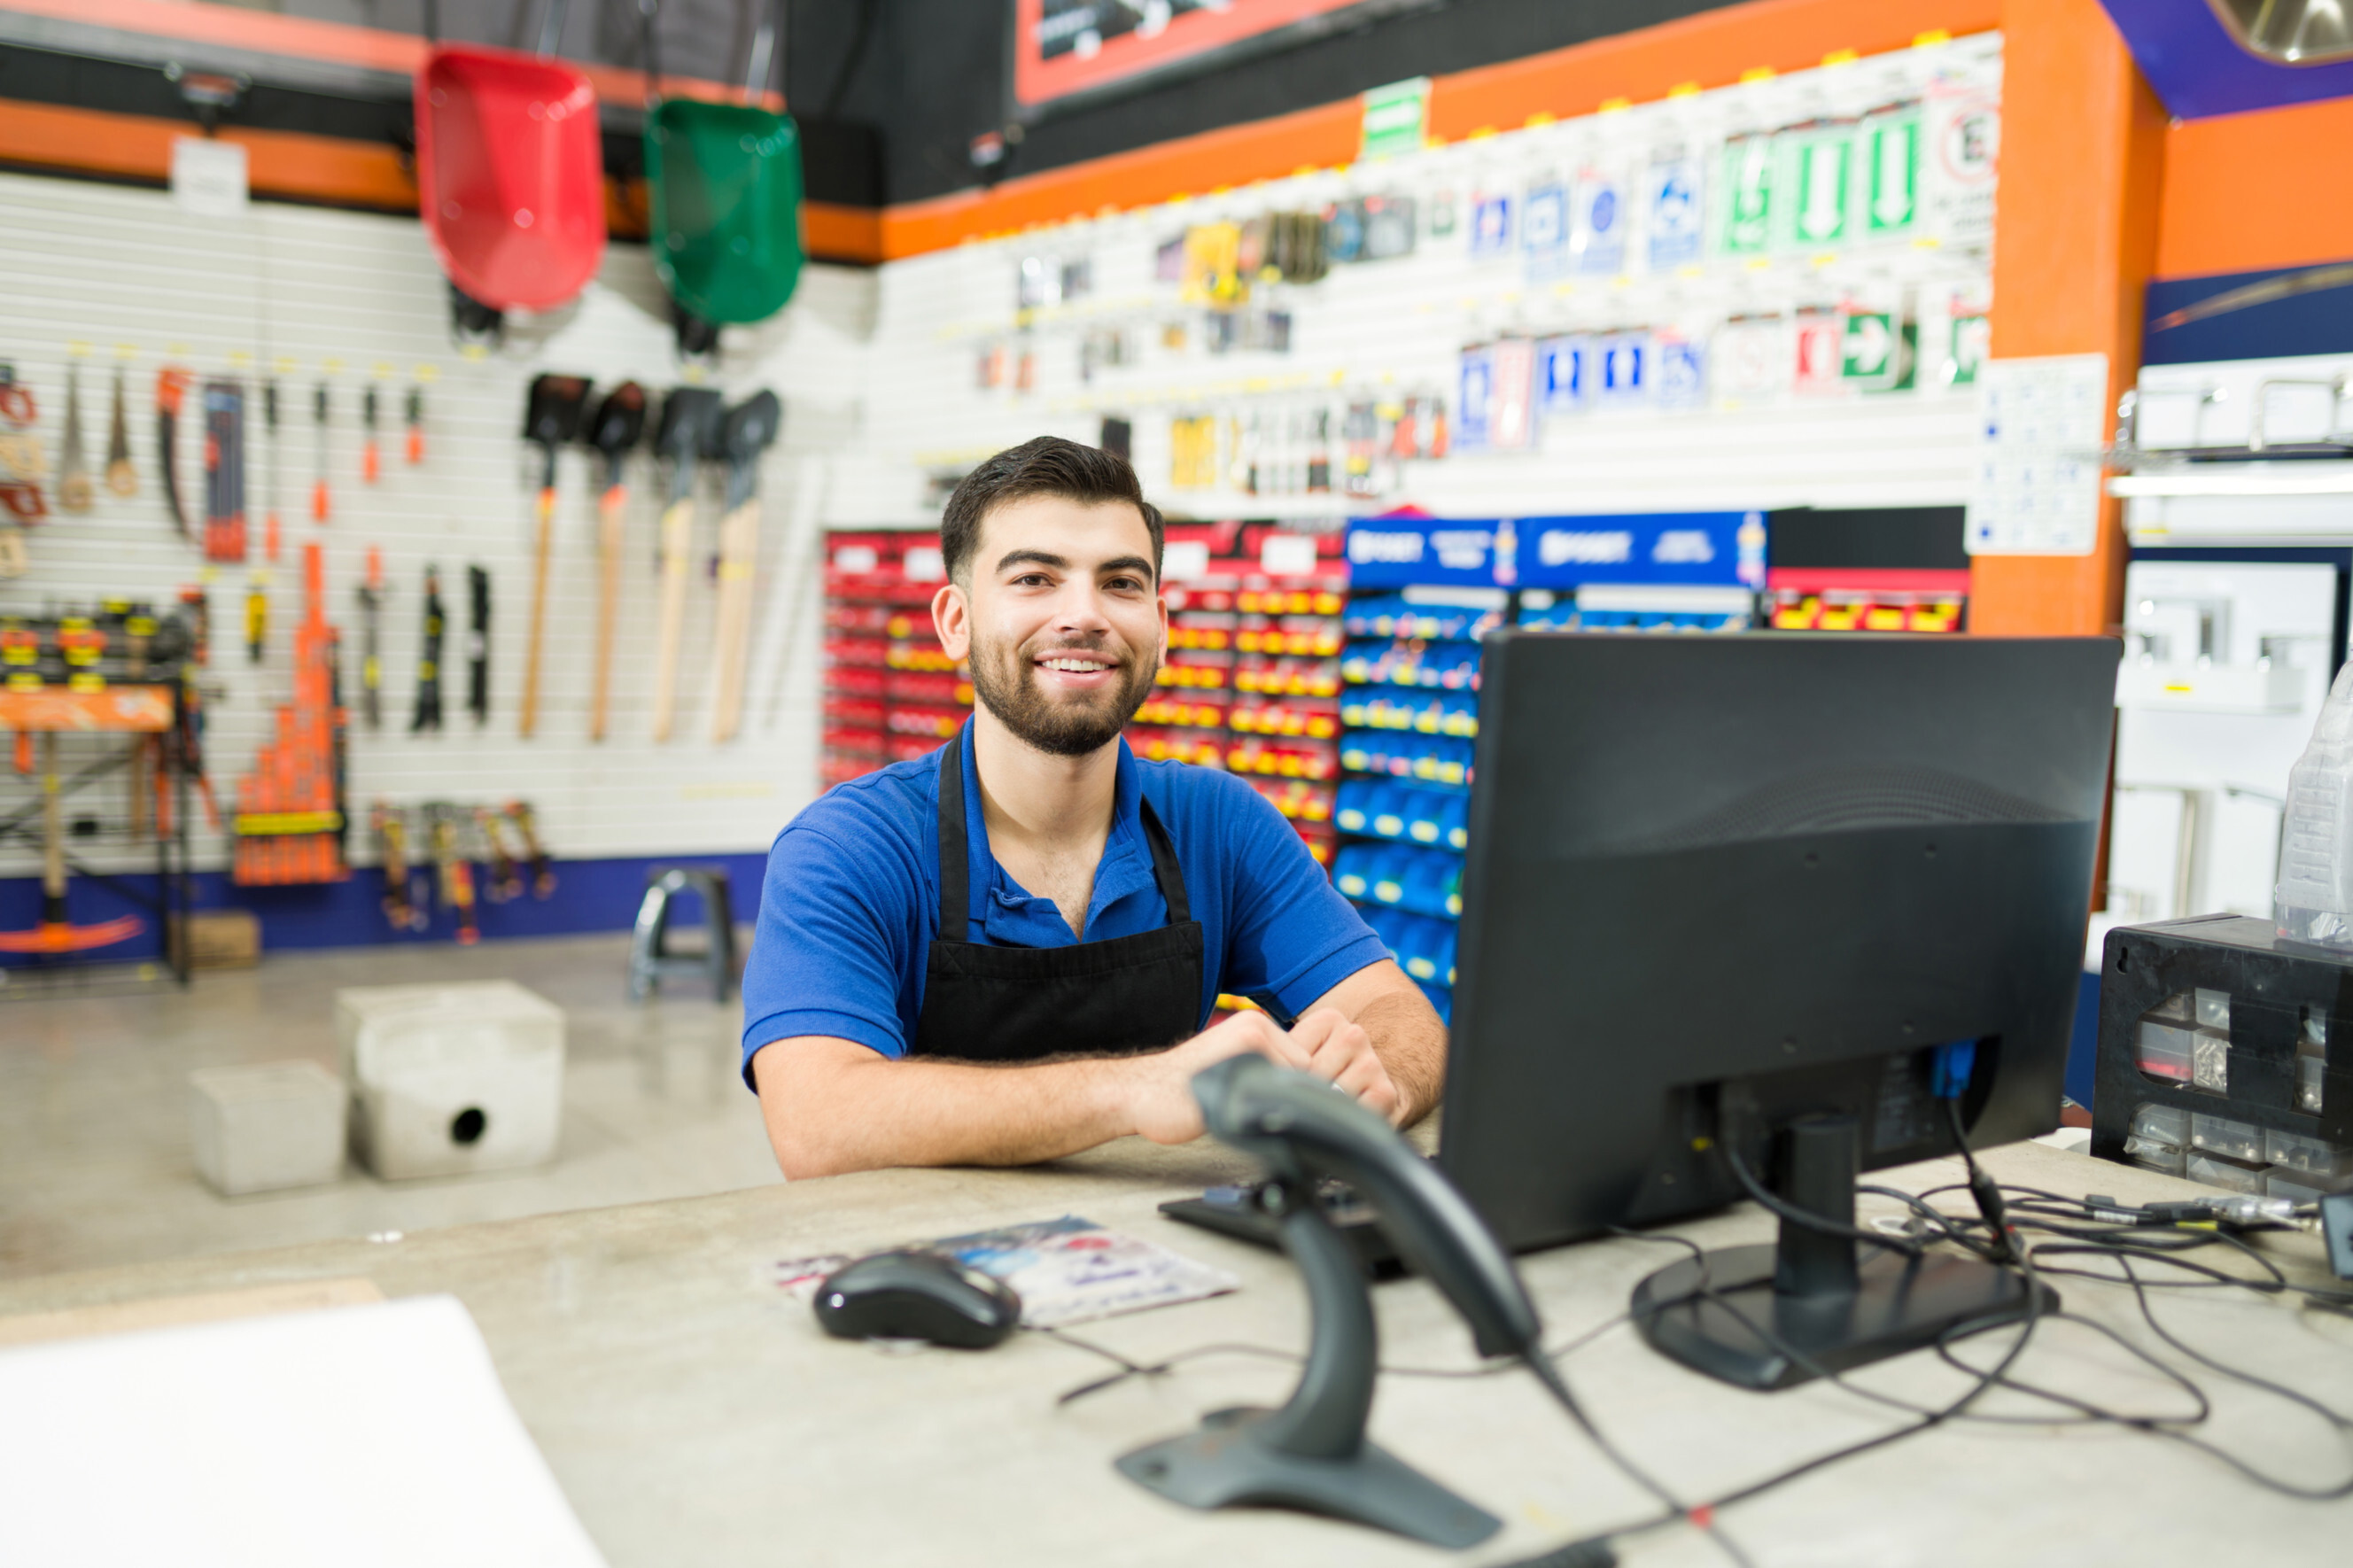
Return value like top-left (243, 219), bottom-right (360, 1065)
top-left (1440, 633), bottom-right (2120, 1252)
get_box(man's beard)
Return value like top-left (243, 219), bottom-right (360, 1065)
top-left (967, 629), bottom-right (1157, 758)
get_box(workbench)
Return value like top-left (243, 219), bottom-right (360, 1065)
top-left (0, 1137), bottom-right (2345, 1566)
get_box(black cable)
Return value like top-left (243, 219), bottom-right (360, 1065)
top-left (1942, 1098), bottom-right (2016, 1262)
top-left (1720, 1139), bottom-right (1923, 1259)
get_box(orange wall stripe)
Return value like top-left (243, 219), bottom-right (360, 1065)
top-left (881, 0), bottom-right (2000, 260)
top-left (1972, 0), bottom-right (2164, 639)
top-left (0, 97), bottom-right (415, 210)
top-left (2157, 95), bottom-right (2353, 280)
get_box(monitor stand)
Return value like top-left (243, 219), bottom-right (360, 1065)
top-left (1627, 1111), bottom-right (2056, 1392)
top-left (1115, 1176), bottom-right (1502, 1549)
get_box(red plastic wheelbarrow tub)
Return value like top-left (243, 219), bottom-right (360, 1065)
top-left (415, 45), bottom-right (607, 312)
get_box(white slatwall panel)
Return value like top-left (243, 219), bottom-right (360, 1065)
top-left (851, 35), bottom-right (2001, 524)
top-left (0, 173), bottom-right (873, 877)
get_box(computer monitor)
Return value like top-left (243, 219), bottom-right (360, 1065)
top-left (1441, 632), bottom-right (2119, 1386)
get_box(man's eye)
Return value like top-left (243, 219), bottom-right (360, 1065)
top-left (1013, 573), bottom-right (1050, 586)
top-left (1107, 576), bottom-right (1145, 592)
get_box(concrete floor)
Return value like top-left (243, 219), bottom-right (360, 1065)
top-left (0, 934), bottom-right (780, 1283)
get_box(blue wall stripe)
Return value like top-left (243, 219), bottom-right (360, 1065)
top-left (0, 850), bottom-right (771, 967)
top-left (2144, 262), bottom-right (2353, 366)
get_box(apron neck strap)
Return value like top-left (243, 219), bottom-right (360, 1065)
top-left (935, 727), bottom-right (1192, 939)
top-left (937, 733), bottom-right (971, 943)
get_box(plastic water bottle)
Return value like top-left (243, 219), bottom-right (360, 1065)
top-left (2276, 661), bottom-right (2353, 947)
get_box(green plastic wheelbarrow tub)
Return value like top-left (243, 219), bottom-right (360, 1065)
top-left (647, 98), bottom-right (805, 325)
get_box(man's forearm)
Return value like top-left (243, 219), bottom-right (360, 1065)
top-left (755, 1041), bottom-right (1144, 1178)
top-left (1356, 987), bottom-right (1448, 1125)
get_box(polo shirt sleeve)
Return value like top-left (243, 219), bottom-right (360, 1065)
top-left (740, 819), bottom-right (918, 1084)
top-left (1215, 779), bottom-right (1391, 1021)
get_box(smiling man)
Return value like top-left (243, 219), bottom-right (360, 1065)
top-left (741, 436), bottom-right (1447, 1177)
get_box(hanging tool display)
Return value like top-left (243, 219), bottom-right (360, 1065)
top-left (361, 383), bottom-right (382, 485)
top-left (230, 541), bottom-right (347, 887)
top-left (104, 362), bottom-right (136, 498)
top-left (584, 382), bottom-right (647, 741)
top-left (415, 0), bottom-right (605, 342)
top-left (356, 545), bottom-right (386, 730)
top-left (310, 382), bottom-right (332, 523)
top-left (466, 563), bottom-right (492, 726)
top-left (478, 804), bottom-right (522, 903)
top-left (411, 563), bottom-right (445, 733)
top-left (507, 799), bottom-right (555, 898)
top-left (707, 390), bottom-right (781, 743)
top-left (201, 379), bottom-right (247, 563)
top-left (0, 368), bottom-right (39, 576)
top-left (648, 387), bottom-right (719, 741)
top-left (428, 803), bottom-right (479, 946)
top-left (405, 384), bottom-right (426, 466)
top-left (155, 366), bottom-right (193, 542)
top-left (0, 733), bottom-right (145, 958)
top-left (245, 579), bottom-right (268, 664)
top-left (373, 802), bottom-right (428, 932)
top-left (57, 363), bottom-right (91, 515)
top-left (262, 381), bottom-right (283, 562)
top-left (170, 584), bottom-right (222, 834)
top-left (517, 373), bottom-right (589, 740)
top-left (644, 0), bottom-right (804, 349)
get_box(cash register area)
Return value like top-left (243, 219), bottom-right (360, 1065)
top-left (5, 4), bottom-right (2353, 1567)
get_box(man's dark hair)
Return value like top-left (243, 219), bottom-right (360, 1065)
top-left (939, 436), bottom-right (1164, 586)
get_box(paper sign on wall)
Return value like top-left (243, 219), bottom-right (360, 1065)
top-left (172, 136), bottom-right (247, 219)
top-left (1967, 353), bottom-right (2108, 557)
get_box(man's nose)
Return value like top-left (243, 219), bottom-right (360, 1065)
top-left (1049, 582), bottom-right (1115, 634)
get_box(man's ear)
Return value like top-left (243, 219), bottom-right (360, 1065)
top-left (932, 580), bottom-right (971, 662)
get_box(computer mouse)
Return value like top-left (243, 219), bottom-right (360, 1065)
top-left (813, 1249), bottom-right (1021, 1349)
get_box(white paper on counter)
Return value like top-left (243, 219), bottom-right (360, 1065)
top-left (0, 1292), bottom-right (606, 1568)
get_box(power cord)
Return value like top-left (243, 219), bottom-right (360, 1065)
top-left (1719, 1139), bottom-right (1924, 1259)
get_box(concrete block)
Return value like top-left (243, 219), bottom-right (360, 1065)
top-left (188, 1060), bottom-right (346, 1197)
top-left (335, 981), bottom-right (565, 1181)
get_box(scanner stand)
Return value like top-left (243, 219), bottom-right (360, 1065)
top-left (1629, 1111), bottom-right (2055, 1391)
top-left (1115, 1176), bottom-right (1501, 1549)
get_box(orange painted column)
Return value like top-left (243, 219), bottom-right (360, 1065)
top-left (1970, 0), bottom-right (2167, 637)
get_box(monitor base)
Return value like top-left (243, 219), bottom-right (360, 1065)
top-left (1629, 1240), bottom-right (2055, 1391)
top-left (1117, 1406), bottom-right (1501, 1549)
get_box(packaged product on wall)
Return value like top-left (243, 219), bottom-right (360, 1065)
top-left (1593, 331), bottom-right (1649, 409)
top-left (1714, 128), bottom-right (1775, 259)
top-left (1468, 189), bottom-right (1514, 260)
top-left (1781, 116), bottom-right (1856, 253)
top-left (1181, 221), bottom-right (1246, 304)
top-left (1838, 291), bottom-right (1915, 393)
top-left (1791, 307), bottom-right (1849, 396)
top-left (1653, 329), bottom-right (1707, 409)
top-left (1323, 198), bottom-right (1367, 265)
top-left (1644, 140), bottom-right (1706, 271)
top-left (1712, 314), bottom-right (1793, 409)
top-left (1360, 193), bottom-right (1417, 260)
top-left (1568, 159), bottom-right (1630, 276)
top-left (1939, 291), bottom-right (1992, 388)
top-left (1521, 176), bottom-right (1571, 283)
top-left (1538, 334), bottom-right (1588, 421)
top-left (1856, 99), bottom-right (1922, 243)
top-left (1922, 75), bottom-right (2000, 248)
top-left (1457, 343), bottom-right (1495, 450)
top-left (1488, 338), bottom-right (1537, 448)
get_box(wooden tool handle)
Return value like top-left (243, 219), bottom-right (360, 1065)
top-left (518, 487), bottom-right (555, 739)
top-left (650, 500), bottom-right (695, 742)
top-left (707, 499), bottom-right (761, 744)
top-left (41, 734), bottom-right (64, 900)
top-left (590, 484), bottom-right (626, 742)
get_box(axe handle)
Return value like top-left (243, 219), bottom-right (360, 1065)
top-left (519, 485), bottom-right (556, 738)
top-left (707, 498), bottom-right (761, 744)
top-left (650, 498), bottom-right (695, 742)
top-left (591, 483), bottom-right (626, 741)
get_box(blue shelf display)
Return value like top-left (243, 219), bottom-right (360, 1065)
top-left (1336, 509), bottom-right (1768, 1021)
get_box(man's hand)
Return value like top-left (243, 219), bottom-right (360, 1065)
top-left (1287, 1005), bottom-right (1404, 1125)
top-left (1124, 1009), bottom-right (1314, 1145)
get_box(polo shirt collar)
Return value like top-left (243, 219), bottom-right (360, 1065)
top-left (953, 718), bottom-right (1153, 944)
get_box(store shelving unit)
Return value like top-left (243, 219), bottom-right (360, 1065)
top-left (1130, 520), bottom-right (1346, 870)
top-left (821, 532), bottom-right (969, 788)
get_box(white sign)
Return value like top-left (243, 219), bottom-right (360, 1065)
top-left (1259, 532), bottom-right (1318, 576)
top-left (1161, 539), bottom-right (1210, 581)
top-left (1967, 353), bottom-right (2109, 556)
top-left (171, 136), bottom-right (248, 219)
top-left (901, 544), bottom-right (945, 581)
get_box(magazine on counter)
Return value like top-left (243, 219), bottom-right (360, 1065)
top-left (770, 1215), bottom-right (1240, 1328)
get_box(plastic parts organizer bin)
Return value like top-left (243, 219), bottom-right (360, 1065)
top-left (2092, 917), bottom-right (2353, 1199)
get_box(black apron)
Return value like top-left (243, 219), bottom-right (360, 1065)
top-left (910, 733), bottom-right (1206, 1063)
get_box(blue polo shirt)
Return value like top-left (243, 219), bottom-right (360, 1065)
top-left (740, 722), bottom-right (1387, 1081)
